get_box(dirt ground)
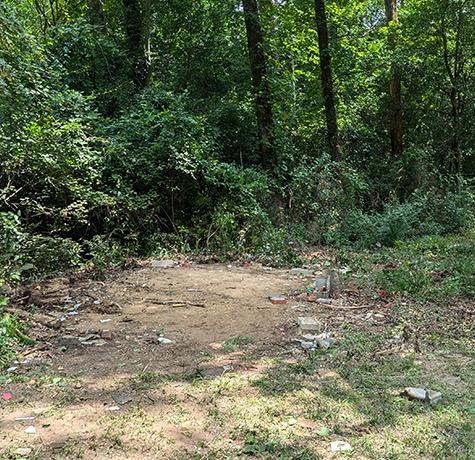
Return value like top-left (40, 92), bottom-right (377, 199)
top-left (1, 260), bottom-right (395, 459)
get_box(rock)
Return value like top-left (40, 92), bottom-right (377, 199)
top-left (101, 330), bottom-right (113, 340)
top-left (297, 317), bottom-right (321, 333)
top-left (24, 426), bottom-right (36, 434)
top-left (112, 394), bottom-right (133, 405)
top-left (402, 387), bottom-right (442, 404)
top-left (300, 341), bottom-right (317, 350)
top-left (157, 337), bottom-right (173, 344)
top-left (330, 441), bottom-right (352, 452)
top-left (317, 338), bottom-right (332, 349)
top-left (151, 259), bottom-right (177, 269)
top-left (14, 448), bottom-right (33, 456)
top-left (317, 298), bottom-right (331, 305)
top-left (105, 405), bottom-right (121, 412)
top-left (290, 268), bottom-right (314, 277)
top-left (269, 295), bottom-right (288, 305)
top-left (426, 389), bottom-right (442, 404)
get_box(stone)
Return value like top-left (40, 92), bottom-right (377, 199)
top-left (426, 390), bottom-right (442, 404)
top-left (101, 330), bottom-right (113, 340)
top-left (112, 394), bottom-right (133, 405)
top-left (330, 441), bottom-right (352, 452)
top-left (317, 339), bottom-right (332, 349)
top-left (157, 337), bottom-right (173, 344)
top-left (14, 448), bottom-right (33, 456)
top-left (403, 387), bottom-right (427, 401)
top-left (317, 298), bottom-right (331, 305)
top-left (300, 341), bottom-right (317, 350)
top-left (297, 317), bottom-right (321, 333)
top-left (290, 268), bottom-right (314, 277)
top-left (402, 387), bottom-right (442, 404)
top-left (269, 295), bottom-right (288, 305)
top-left (151, 259), bottom-right (177, 269)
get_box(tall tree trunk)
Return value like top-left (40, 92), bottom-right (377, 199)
top-left (384, 0), bottom-right (403, 157)
top-left (441, 2), bottom-right (465, 175)
top-left (314, 0), bottom-right (340, 161)
top-left (242, 0), bottom-right (275, 169)
top-left (123, 0), bottom-right (150, 89)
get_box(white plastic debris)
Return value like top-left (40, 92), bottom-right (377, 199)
top-left (24, 426), bottom-right (37, 434)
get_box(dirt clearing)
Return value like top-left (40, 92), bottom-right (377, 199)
top-left (1, 261), bottom-right (472, 459)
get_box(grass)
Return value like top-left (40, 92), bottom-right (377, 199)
top-left (222, 335), bottom-right (254, 352)
top-left (2, 233), bottom-right (474, 459)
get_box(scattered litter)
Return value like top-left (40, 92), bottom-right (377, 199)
top-left (269, 295), bottom-right (288, 305)
top-left (93, 300), bottom-right (102, 305)
top-left (6, 366), bottom-right (18, 373)
top-left (330, 440), bottom-right (352, 452)
top-left (24, 426), bottom-right (36, 434)
top-left (67, 311), bottom-right (78, 316)
top-left (297, 317), bottom-right (321, 333)
top-left (15, 417), bottom-right (35, 422)
top-left (14, 448), bottom-right (33, 456)
top-left (157, 337), bottom-right (173, 344)
top-left (402, 387), bottom-right (442, 404)
top-left (151, 259), bottom-right (178, 269)
top-left (100, 319), bottom-right (112, 324)
top-left (1, 392), bottom-right (12, 401)
top-left (112, 394), bottom-right (133, 405)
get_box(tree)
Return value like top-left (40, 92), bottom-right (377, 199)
top-left (123, 0), bottom-right (151, 89)
top-left (384, 0), bottom-right (403, 157)
top-left (242, 0), bottom-right (275, 169)
top-left (314, 0), bottom-right (340, 161)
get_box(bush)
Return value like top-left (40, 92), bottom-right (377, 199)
top-left (333, 187), bottom-right (475, 248)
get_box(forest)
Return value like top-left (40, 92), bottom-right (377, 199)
top-left (0, 1), bottom-right (474, 459)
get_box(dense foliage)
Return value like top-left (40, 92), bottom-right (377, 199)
top-left (0, 0), bottom-right (474, 290)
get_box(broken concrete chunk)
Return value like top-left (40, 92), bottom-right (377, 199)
top-left (317, 339), bottom-right (332, 349)
top-left (151, 259), bottom-right (178, 269)
top-left (426, 389), bottom-right (442, 404)
top-left (330, 441), bottom-right (352, 452)
top-left (402, 387), bottom-right (442, 404)
top-left (300, 341), bottom-right (317, 350)
top-left (297, 317), bottom-right (321, 333)
top-left (269, 295), bottom-right (288, 305)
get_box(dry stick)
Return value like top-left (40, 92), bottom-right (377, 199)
top-left (144, 299), bottom-right (206, 308)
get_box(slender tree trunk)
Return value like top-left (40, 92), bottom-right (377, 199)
top-left (314, 0), bottom-right (340, 161)
top-left (384, 0), bottom-right (403, 157)
top-left (242, 0), bottom-right (275, 169)
top-left (123, 0), bottom-right (150, 89)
